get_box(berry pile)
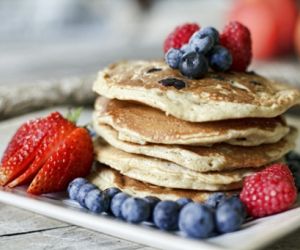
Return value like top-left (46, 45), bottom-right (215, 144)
top-left (164, 21), bottom-right (252, 79)
top-left (240, 163), bottom-right (297, 218)
top-left (68, 178), bottom-right (247, 238)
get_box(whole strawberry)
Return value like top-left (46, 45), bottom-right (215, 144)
top-left (240, 164), bottom-right (297, 218)
top-left (163, 23), bottom-right (200, 53)
top-left (220, 21), bottom-right (252, 71)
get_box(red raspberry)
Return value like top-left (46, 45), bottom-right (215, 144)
top-left (163, 23), bottom-right (200, 53)
top-left (220, 21), bottom-right (252, 71)
top-left (240, 164), bottom-right (297, 218)
top-left (263, 163), bottom-right (295, 182)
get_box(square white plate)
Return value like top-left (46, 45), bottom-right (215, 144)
top-left (0, 108), bottom-right (299, 250)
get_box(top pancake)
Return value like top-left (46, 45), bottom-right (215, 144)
top-left (93, 60), bottom-right (300, 122)
top-left (94, 97), bottom-right (289, 146)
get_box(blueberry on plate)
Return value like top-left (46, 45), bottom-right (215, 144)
top-left (221, 196), bottom-right (247, 219)
top-left (110, 192), bottom-right (130, 219)
top-left (103, 187), bottom-right (122, 214)
top-left (153, 200), bottom-right (180, 231)
top-left (76, 183), bottom-right (98, 207)
top-left (205, 192), bottom-right (227, 209)
top-left (84, 189), bottom-right (110, 214)
top-left (103, 187), bottom-right (121, 199)
top-left (67, 178), bottom-right (88, 200)
top-left (176, 197), bottom-right (192, 208)
top-left (208, 45), bottom-right (232, 72)
top-left (179, 52), bottom-right (208, 79)
top-left (189, 34), bottom-right (214, 54)
top-left (179, 203), bottom-right (215, 238)
top-left (215, 201), bottom-right (244, 233)
top-left (165, 48), bottom-right (183, 69)
top-left (144, 196), bottom-right (160, 222)
top-left (121, 197), bottom-right (150, 223)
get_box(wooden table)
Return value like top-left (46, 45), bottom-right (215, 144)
top-left (0, 203), bottom-right (299, 250)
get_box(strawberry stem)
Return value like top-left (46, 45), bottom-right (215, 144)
top-left (66, 107), bottom-right (83, 124)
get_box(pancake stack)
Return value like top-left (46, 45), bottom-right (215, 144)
top-left (90, 60), bottom-right (300, 202)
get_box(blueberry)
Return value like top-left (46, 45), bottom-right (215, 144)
top-left (103, 187), bottom-right (121, 199)
top-left (110, 192), bottom-right (130, 219)
top-left (285, 151), bottom-right (300, 161)
top-left (205, 192), bottom-right (227, 209)
top-left (121, 197), bottom-right (150, 223)
top-left (176, 198), bottom-right (192, 208)
top-left (215, 202), bottom-right (244, 233)
top-left (191, 26), bottom-right (219, 45)
top-left (165, 48), bottom-right (183, 69)
top-left (208, 45), bottom-right (232, 72)
top-left (143, 196), bottom-right (160, 222)
top-left (179, 203), bottom-right (215, 238)
top-left (84, 189), bottom-right (110, 213)
top-left (189, 35), bottom-right (214, 54)
top-left (76, 183), bottom-right (98, 207)
top-left (103, 187), bottom-right (121, 214)
top-left (179, 52), bottom-right (208, 79)
top-left (287, 160), bottom-right (300, 190)
top-left (180, 44), bottom-right (192, 54)
top-left (220, 196), bottom-right (247, 219)
top-left (153, 201), bottom-right (180, 231)
top-left (67, 178), bottom-right (88, 200)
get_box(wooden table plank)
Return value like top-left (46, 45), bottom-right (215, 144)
top-left (0, 204), bottom-right (68, 236)
top-left (0, 223), bottom-right (155, 250)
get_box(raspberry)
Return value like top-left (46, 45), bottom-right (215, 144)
top-left (263, 163), bottom-right (295, 182)
top-left (163, 23), bottom-right (200, 53)
top-left (240, 164), bottom-right (297, 218)
top-left (220, 21), bottom-right (252, 71)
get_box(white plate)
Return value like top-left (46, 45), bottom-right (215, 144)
top-left (0, 108), bottom-right (299, 250)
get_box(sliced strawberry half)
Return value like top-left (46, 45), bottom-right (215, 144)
top-left (27, 127), bottom-right (93, 195)
top-left (0, 112), bottom-right (75, 186)
top-left (1, 120), bottom-right (37, 164)
top-left (7, 117), bottom-right (76, 188)
top-left (0, 118), bottom-right (49, 185)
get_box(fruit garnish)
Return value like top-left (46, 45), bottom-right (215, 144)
top-left (220, 21), bottom-right (252, 71)
top-left (208, 45), bottom-right (232, 72)
top-left (179, 52), bottom-right (208, 79)
top-left (240, 163), bottom-right (297, 218)
top-left (163, 23), bottom-right (200, 53)
top-left (0, 111), bottom-right (94, 195)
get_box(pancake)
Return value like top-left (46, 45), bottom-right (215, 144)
top-left (94, 140), bottom-right (261, 191)
top-left (93, 60), bottom-right (300, 122)
top-left (88, 165), bottom-right (237, 202)
top-left (93, 122), bottom-right (297, 172)
top-left (94, 97), bottom-right (290, 146)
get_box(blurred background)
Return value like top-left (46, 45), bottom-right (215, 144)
top-left (1, 0), bottom-right (300, 86)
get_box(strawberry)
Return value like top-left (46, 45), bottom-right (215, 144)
top-left (0, 111), bottom-right (94, 195)
top-left (7, 115), bottom-right (76, 187)
top-left (0, 114), bottom-right (59, 185)
top-left (27, 128), bottom-right (93, 195)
